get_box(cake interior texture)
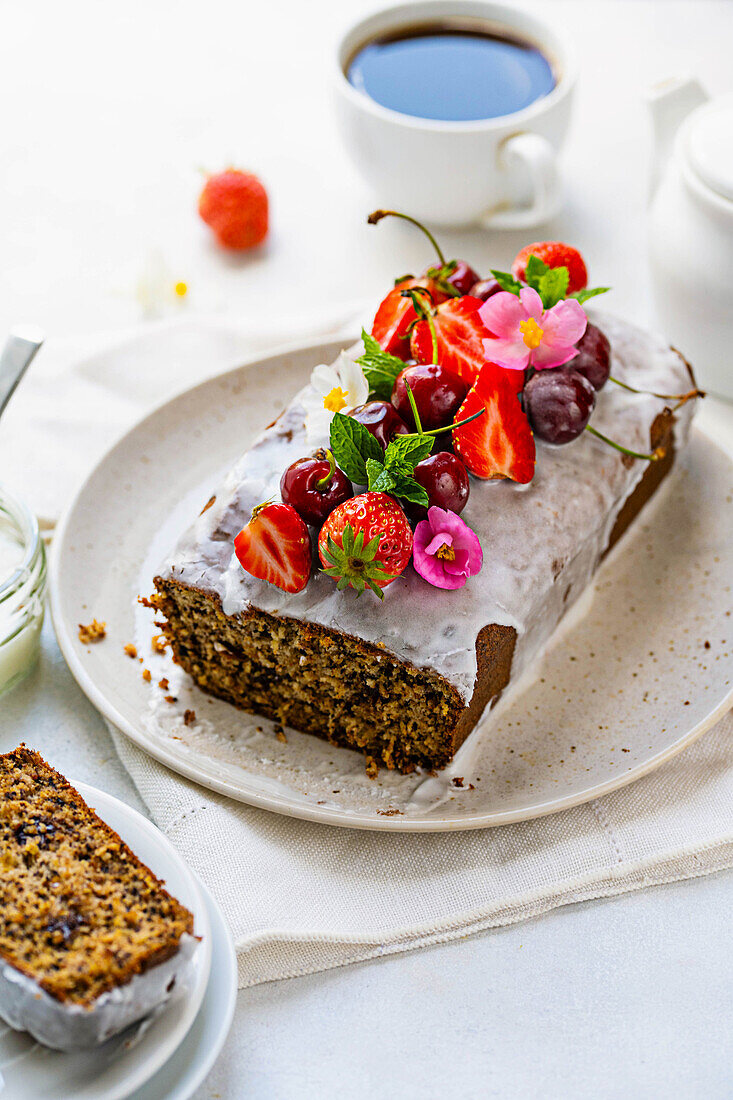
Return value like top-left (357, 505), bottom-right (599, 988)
top-left (153, 405), bottom-right (678, 774)
top-left (0, 747), bottom-right (193, 1006)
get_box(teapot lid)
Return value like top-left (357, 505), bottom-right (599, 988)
top-left (686, 98), bottom-right (733, 201)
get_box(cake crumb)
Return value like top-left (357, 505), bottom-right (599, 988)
top-left (165, 695), bottom-right (177, 704)
top-left (142, 669), bottom-right (152, 682)
top-left (377, 808), bottom-right (403, 816)
top-left (137, 595), bottom-right (154, 608)
top-left (275, 729), bottom-right (288, 744)
top-left (78, 619), bottom-right (106, 644)
top-left (183, 709), bottom-right (196, 727)
top-left (452, 776), bottom-right (464, 788)
top-left (158, 677), bottom-right (170, 691)
top-left (365, 756), bottom-right (379, 780)
top-left (123, 643), bottom-right (137, 659)
top-left (151, 634), bottom-right (168, 655)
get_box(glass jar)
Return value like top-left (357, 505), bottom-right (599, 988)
top-left (0, 485), bottom-right (46, 695)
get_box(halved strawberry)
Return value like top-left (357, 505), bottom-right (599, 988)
top-left (410, 295), bottom-right (490, 385)
top-left (453, 363), bottom-right (535, 483)
top-left (372, 276), bottom-right (447, 359)
top-left (234, 502), bottom-right (311, 593)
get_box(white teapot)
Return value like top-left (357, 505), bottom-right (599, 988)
top-left (648, 77), bottom-right (733, 400)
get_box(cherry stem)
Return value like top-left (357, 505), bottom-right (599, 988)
top-left (368, 209), bottom-right (446, 266)
top-left (405, 407), bottom-right (486, 439)
top-left (403, 379), bottom-right (425, 435)
top-left (585, 425), bottom-right (661, 462)
top-left (609, 376), bottom-right (704, 407)
top-left (315, 449), bottom-right (336, 491)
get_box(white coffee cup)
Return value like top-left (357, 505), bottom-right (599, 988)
top-left (333, 1), bottom-right (575, 228)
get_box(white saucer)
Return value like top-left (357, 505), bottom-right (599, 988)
top-left (0, 783), bottom-right (219, 1100)
top-left (125, 876), bottom-right (236, 1100)
top-left (49, 338), bottom-right (733, 831)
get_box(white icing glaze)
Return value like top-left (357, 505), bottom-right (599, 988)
top-left (160, 311), bottom-right (696, 704)
top-left (0, 932), bottom-right (198, 1052)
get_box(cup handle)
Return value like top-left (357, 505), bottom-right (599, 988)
top-left (480, 132), bottom-right (560, 230)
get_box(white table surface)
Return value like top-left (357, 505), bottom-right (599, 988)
top-left (1, 0), bottom-right (732, 1097)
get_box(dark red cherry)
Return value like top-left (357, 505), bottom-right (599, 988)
top-left (280, 451), bottom-right (353, 526)
top-left (406, 452), bottom-right (470, 521)
top-left (348, 401), bottom-right (410, 451)
top-left (391, 363), bottom-right (468, 431)
top-left (446, 260), bottom-right (480, 296)
top-left (469, 277), bottom-right (501, 302)
top-left (423, 260), bottom-right (479, 296)
top-left (524, 367), bottom-right (596, 444)
top-left (567, 323), bottom-right (611, 390)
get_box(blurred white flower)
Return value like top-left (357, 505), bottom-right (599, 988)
top-left (303, 352), bottom-right (369, 445)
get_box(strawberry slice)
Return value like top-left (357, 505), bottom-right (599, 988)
top-left (372, 276), bottom-right (447, 359)
top-left (410, 295), bottom-right (491, 385)
top-left (234, 502), bottom-right (311, 593)
top-left (453, 363), bottom-right (535, 483)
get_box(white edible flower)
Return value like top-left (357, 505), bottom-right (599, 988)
top-left (303, 352), bottom-right (369, 445)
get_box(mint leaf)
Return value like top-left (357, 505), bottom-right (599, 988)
top-left (391, 476), bottom-right (429, 507)
top-left (368, 463), bottom-right (398, 494)
top-left (572, 286), bottom-right (611, 305)
top-left (385, 434), bottom-right (433, 468)
top-left (356, 329), bottom-right (407, 400)
top-left (538, 266), bottom-right (570, 309)
top-left (490, 269), bottom-right (522, 296)
top-left (330, 412), bottom-right (382, 484)
top-left (524, 254), bottom-right (550, 289)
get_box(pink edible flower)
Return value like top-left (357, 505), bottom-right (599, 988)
top-left (413, 507), bottom-right (483, 590)
top-left (479, 287), bottom-right (587, 372)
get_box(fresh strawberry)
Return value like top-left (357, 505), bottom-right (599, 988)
top-left (372, 276), bottom-right (447, 359)
top-left (410, 295), bottom-right (490, 385)
top-left (453, 363), bottom-right (536, 483)
top-left (234, 502), bottom-right (310, 593)
top-left (199, 169), bottom-right (268, 250)
top-left (511, 242), bottom-right (587, 294)
top-left (318, 493), bottom-right (412, 598)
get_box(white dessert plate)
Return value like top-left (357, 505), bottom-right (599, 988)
top-left (125, 874), bottom-right (236, 1100)
top-left (0, 783), bottom-right (214, 1100)
top-left (50, 338), bottom-right (733, 832)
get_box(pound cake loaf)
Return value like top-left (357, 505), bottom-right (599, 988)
top-left (153, 229), bottom-right (699, 773)
top-left (0, 746), bottom-right (197, 1050)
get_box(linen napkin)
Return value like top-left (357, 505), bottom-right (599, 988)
top-left (6, 318), bottom-right (732, 989)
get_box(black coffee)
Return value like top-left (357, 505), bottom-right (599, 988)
top-left (347, 21), bottom-right (556, 122)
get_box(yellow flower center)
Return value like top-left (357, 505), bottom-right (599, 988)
top-left (174, 281), bottom-right (188, 298)
top-left (520, 316), bottom-right (544, 350)
top-left (436, 542), bottom-right (455, 561)
top-left (323, 386), bottom-right (348, 413)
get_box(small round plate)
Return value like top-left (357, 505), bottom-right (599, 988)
top-left (49, 339), bottom-right (733, 832)
top-left (0, 784), bottom-right (213, 1100)
top-left (126, 875), bottom-right (236, 1100)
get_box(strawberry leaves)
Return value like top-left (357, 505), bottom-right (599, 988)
top-left (490, 256), bottom-right (609, 310)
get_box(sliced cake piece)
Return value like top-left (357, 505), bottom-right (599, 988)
top-left (0, 746), bottom-right (197, 1050)
top-left (153, 312), bottom-right (697, 773)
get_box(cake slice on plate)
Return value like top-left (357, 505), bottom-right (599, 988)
top-left (153, 226), bottom-right (699, 774)
top-left (0, 746), bottom-right (198, 1050)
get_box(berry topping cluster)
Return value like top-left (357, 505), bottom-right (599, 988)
top-left (234, 211), bottom-right (696, 600)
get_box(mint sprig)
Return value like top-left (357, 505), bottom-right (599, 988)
top-left (356, 330), bottom-right (406, 400)
top-left (364, 433), bottom-right (433, 508)
top-left (490, 257), bottom-right (610, 310)
top-left (329, 412), bottom-right (383, 484)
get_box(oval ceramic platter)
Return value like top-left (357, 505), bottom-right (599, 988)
top-left (50, 338), bottom-right (733, 832)
top-left (0, 783), bottom-right (213, 1100)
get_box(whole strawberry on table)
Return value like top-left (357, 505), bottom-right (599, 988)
top-left (235, 210), bottom-right (684, 600)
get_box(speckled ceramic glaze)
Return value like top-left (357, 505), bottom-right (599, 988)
top-left (50, 335), bottom-right (733, 831)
